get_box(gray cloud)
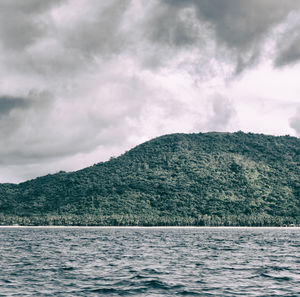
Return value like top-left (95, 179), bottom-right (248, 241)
top-left (275, 26), bottom-right (300, 67)
top-left (0, 90), bottom-right (53, 135)
top-left (2, 0), bottom-right (299, 81)
top-left (145, 2), bottom-right (200, 48)
top-left (0, 74), bottom-right (148, 168)
top-left (62, 0), bottom-right (131, 57)
top-left (0, 0), bottom-right (299, 182)
top-left (0, 0), bottom-right (64, 50)
top-left (0, 0), bottom-right (132, 81)
top-left (191, 0), bottom-right (298, 49)
top-left (208, 95), bottom-right (236, 131)
top-left (144, 0), bottom-right (300, 73)
top-left (290, 109), bottom-right (300, 135)
top-left (0, 0), bottom-right (148, 173)
top-left (0, 96), bottom-right (31, 115)
top-left (1, 0), bottom-right (300, 78)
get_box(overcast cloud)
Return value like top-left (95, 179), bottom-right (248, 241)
top-left (0, 0), bottom-right (300, 183)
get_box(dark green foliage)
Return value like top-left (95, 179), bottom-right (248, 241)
top-left (0, 132), bottom-right (299, 226)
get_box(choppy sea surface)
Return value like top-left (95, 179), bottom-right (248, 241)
top-left (0, 227), bottom-right (300, 296)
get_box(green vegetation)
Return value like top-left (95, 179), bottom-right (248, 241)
top-left (0, 131), bottom-right (299, 226)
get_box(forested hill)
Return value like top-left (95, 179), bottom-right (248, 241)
top-left (0, 131), bottom-right (299, 226)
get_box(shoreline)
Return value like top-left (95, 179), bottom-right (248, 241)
top-left (0, 226), bottom-right (299, 229)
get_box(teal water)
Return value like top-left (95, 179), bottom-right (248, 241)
top-left (0, 227), bottom-right (299, 296)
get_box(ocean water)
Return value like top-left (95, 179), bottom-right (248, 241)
top-left (0, 227), bottom-right (299, 296)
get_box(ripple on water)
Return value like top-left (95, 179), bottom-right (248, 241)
top-left (0, 227), bottom-right (300, 296)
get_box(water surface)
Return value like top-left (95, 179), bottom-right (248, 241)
top-left (0, 227), bottom-right (299, 296)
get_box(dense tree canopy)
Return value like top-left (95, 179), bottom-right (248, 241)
top-left (0, 132), bottom-right (299, 226)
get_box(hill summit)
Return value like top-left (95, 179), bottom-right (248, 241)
top-left (0, 131), bottom-right (299, 226)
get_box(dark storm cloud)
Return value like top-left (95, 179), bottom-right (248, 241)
top-left (145, 0), bottom-right (300, 72)
top-left (0, 0), bottom-right (132, 79)
top-left (190, 0), bottom-right (298, 49)
top-left (0, 0), bottom-right (64, 50)
top-left (145, 2), bottom-right (200, 48)
top-left (275, 27), bottom-right (300, 67)
top-left (0, 91), bottom-right (53, 119)
top-left (0, 0), bottom-right (299, 182)
top-left (0, 1), bottom-right (140, 174)
top-left (62, 0), bottom-right (131, 57)
top-left (0, 91), bottom-right (53, 134)
top-left (0, 96), bottom-right (31, 115)
top-left (1, 0), bottom-right (299, 79)
top-left (2, 0), bottom-right (299, 80)
top-left (0, 90), bottom-right (100, 165)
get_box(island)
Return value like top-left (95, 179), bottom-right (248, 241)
top-left (0, 131), bottom-right (299, 226)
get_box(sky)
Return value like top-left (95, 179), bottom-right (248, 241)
top-left (1, 0), bottom-right (300, 183)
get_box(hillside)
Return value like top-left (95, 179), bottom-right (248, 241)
top-left (0, 131), bottom-right (299, 226)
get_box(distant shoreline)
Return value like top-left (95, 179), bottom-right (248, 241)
top-left (0, 226), bottom-right (299, 229)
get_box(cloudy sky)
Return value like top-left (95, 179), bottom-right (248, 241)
top-left (1, 0), bottom-right (300, 183)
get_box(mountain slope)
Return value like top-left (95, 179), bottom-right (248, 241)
top-left (0, 131), bottom-right (299, 226)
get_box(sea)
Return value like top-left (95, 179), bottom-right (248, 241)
top-left (0, 227), bottom-right (299, 296)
